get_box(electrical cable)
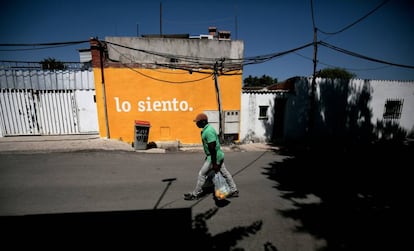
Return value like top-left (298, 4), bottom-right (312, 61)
top-left (0, 40), bottom-right (90, 52)
top-left (242, 42), bottom-right (314, 66)
top-left (107, 55), bottom-right (215, 84)
top-left (0, 44), bottom-right (75, 52)
top-left (317, 0), bottom-right (390, 35)
top-left (320, 41), bottom-right (414, 69)
top-left (0, 40), bottom-right (89, 47)
top-left (293, 51), bottom-right (391, 72)
top-left (125, 65), bottom-right (214, 84)
top-left (1, 35), bottom-right (413, 75)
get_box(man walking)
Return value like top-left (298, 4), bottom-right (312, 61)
top-left (184, 113), bottom-right (239, 200)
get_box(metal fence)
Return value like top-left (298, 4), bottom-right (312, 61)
top-left (0, 63), bottom-right (97, 136)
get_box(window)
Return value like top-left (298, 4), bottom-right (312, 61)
top-left (383, 99), bottom-right (403, 120)
top-left (259, 106), bottom-right (268, 119)
top-left (170, 58), bottom-right (179, 63)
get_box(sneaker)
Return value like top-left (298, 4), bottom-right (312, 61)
top-left (228, 190), bottom-right (239, 198)
top-left (184, 193), bottom-right (199, 201)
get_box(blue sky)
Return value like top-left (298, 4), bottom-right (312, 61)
top-left (1, 0), bottom-right (413, 81)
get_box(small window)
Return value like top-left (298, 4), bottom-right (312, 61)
top-left (383, 99), bottom-right (403, 120)
top-left (170, 58), bottom-right (179, 63)
top-left (259, 106), bottom-right (268, 119)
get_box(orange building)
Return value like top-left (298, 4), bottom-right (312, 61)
top-left (90, 34), bottom-right (244, 146)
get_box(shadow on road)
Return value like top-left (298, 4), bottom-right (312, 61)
top-left (2, 206), bottom-right (268, 250)
top-left (262, 141), bottom-right (410, 251)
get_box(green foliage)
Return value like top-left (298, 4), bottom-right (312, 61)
top-left (243, 75), bottom-right (278, 87)
top-left (316, 67), bottom-right (356, 80)
top-left (40, 57), bottom-right (66, 70)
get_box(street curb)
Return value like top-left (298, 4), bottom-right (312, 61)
top-left (0, 135), bottom-right (279, 154)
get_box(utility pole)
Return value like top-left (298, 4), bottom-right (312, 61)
top-left (160, 2), bottom-right (162, 36)
top-left (98, 40), bottom-right (110, 139)
top-left (235, 15), bottom-right (238, 40)
top-left (309, 27), bottom-right (318, 139)
top-left (136, 23), bottom-right (140, 37)
top-left (213, 61), bottom-right (224, 143)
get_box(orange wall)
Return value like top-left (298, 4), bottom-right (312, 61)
top-left (94, 67), bottom-right (242, 144)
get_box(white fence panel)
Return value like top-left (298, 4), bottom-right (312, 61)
top-left (36, 90), bottom-right (79, 135)
top-left (0, 89), bottom-right (81, 135)
top-left (0, 89), bottom-right (38, 135)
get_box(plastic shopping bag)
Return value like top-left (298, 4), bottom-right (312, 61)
top-left (213, 171), bottom-right (230, 200)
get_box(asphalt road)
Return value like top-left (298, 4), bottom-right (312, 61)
top-left (1, 145), bottom-right (404, 250)
top-left (0, 149), bottom-right (325, 250)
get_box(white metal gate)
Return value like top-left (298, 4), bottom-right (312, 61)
top-left (0, 68), bottom-right (98, 137)
top-left (0, 89), bottom-right (79, 135)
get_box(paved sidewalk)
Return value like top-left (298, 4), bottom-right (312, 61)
top-left (0, 134), bottom-right (133, 153)
top-left (0, 134), bottom-right (279, 153)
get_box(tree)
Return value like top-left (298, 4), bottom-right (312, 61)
top-left (316, 67), bottom-right (356, 80)
top-left (40, 57), bottom-right (66, 70)
top-left (243, 75), bottom-right (278, 87)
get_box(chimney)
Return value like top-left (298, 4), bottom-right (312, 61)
top-left (218, 30), bottom-right (231, 40)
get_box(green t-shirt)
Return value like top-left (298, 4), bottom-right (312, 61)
top-left (201, 124), bottom-right (224, 164)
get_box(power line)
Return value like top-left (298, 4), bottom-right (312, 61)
top-left (320, 41), bottom-right (414, 69)
top-left (0, 40), bottom-right (89, 48)
top-left (1, 38), bottom-right (413, 73)
top-left (0, 44), bottom-right (75, 52)
top-left (317, 0), bottom-right (390, 35)
top-left (293, 51), bottom-right (391, 72)
top-left (243, 42), bottom-right (314, 66)
top-left (124, 65), bottom-right (214, 84)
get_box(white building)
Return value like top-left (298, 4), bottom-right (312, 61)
top-left (240, 77), bottom-right (414, 144)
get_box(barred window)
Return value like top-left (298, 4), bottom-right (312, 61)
top-left (383, 99), bottom-right (403, 120)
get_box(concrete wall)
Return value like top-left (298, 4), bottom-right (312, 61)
top-left (105, 37), bottom-right (244, 65)
top-left (308, 78), bottom-right (414, 141)
top-left (368, 79), bottom-right (414, 132)
top-left (240, 92), bottom-right (276, 143)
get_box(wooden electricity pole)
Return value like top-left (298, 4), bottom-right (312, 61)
top-left (213, 62), bottom-right (224, 143)
top-left (309, 27), bottom-right (318, 137)
top-left (160, 2), bottom-right (162, 36)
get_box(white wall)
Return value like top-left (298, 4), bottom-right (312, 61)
top-left (240, 92), bottom-right (277, 143)
top-left (241, 78), bottom-right (414, 144)
top-left (368, 80), bottom-right (414, 131)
